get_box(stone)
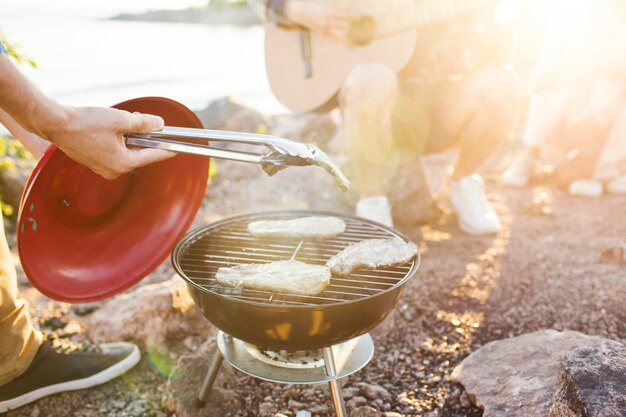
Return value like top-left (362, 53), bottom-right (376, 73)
top-left (342, 386), bottom-right (362, 400)
top-left (451, 330), bottom-right (616, 417)
top-left (295, 411), bottom-right (311, 417)
top-left (195, 96), bottom-right (271, 133)
top-left (0, 157), bottom-right (36, 224)
top-left (164, 349), bottom-right (240, 417)
top-left (350, 406), bottom-right (384, 417)
top-left (347, 396), bottom-right (368, 410)
top-left (271, 113), bottom-right (337, 145)
top-left (357, 383), bottom-right (392, 401)
top-left (85, 277), bottom-right (214, 348)
top-left (550, 341), bottom-right (626, 417)
top-left (259, 401), bottom-right (276, 416)
top-left (387, 158), bottom-right (440, 226)
top-left (369, 310), bottom-right (397, 340)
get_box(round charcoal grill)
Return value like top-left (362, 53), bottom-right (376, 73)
top-left (172, 210), bottom-right (419, 350)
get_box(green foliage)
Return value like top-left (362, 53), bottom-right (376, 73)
top-left (0, 137), bottom-right (32, 217)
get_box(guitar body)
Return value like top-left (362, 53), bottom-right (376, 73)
top-left (264, 5), bottom-right (417, 113)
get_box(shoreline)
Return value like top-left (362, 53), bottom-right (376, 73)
top-left (109, 4), bottom-right (260, 26)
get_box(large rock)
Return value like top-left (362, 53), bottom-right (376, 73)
top-left (164, 348), bottom-right (240, 417)
top-left (387, 158), bottom-right (440, 226)
top-left (550, 342), bottom-right (626, 417)
top-left (0, 157), bottom-right (36, 224)
top-left (451, 330), bottom-right (615, 417)
top-left (85, 277), bottom-right (214, 348)
top-left (195, 96), bottom-right (271, 133)
top-left (271, 112), bottom-right (337, 145)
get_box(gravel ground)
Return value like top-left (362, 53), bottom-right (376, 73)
top-left (6, 143), bottom-right (625, 417)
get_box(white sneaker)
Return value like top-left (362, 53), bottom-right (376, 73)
top-left (356, 196), bottom-right (393, 227)
top-left (449, 175), bottom-right (501, 235)
top-left (502, 154), bottom-right (535, 187)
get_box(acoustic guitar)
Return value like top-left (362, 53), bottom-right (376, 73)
top-left (264, 0), bottom-right (478, 112)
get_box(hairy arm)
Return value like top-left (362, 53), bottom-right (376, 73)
top-left (0, 54), bottom-right (173, 179)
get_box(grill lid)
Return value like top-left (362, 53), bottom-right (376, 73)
top-left (173, 210), bottom-right (419, 308)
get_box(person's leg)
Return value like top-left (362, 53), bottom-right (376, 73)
top-left (340, 63), bottom-right (400, 226)
top-left (435, 67), bottom-right (521, 179)
top-left (431, 67), bottom-right (521, 234)
top-left (502, 88), bottom-right (572, 186)
top-left (0, 214), bottom-right (42, 386)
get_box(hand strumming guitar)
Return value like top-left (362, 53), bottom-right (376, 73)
top-left (284, 1), bottom-right (362, 41)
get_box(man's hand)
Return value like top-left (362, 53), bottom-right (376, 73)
top-left (285, 2), bottom-right (361, 41)
top-left (38, 106), bottom-right (173, 180)
top-left (0, 54), bottom-right (173, 180)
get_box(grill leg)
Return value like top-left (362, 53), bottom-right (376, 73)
top-left (323, 347), bottom-right (348, 417)
top-left (196, 348), bottom-right (224, 407)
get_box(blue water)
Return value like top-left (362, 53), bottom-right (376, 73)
top-left (0, 1), bottom-right (286, 127)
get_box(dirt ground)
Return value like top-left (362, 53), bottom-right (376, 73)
top-left (6, 143), bottom-right (626, 417)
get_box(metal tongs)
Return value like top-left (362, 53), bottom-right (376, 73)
top-left (125, 126), bottom-right (350, 191)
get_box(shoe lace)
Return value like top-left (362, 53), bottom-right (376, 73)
top-left (44, 333), bottom-right (102, 355)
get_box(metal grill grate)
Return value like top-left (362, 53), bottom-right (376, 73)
top-left (173, 211), bottom-right (418, 307)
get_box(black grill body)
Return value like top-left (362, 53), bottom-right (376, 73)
top-left (172, 210), bottom-right (419, 350)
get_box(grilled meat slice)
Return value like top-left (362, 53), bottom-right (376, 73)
top-left (216, 260), bottom-right (331, 296)
top-left (247, 216), bottom-right (346, 240)
top-left (327, 238), bottom-right (417, 276)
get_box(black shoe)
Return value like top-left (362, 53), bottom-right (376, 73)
top-left (0, 336), bottom-right (140, 412)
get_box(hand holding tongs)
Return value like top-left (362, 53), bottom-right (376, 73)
top-left (125, 126), bottom-right (350, 191)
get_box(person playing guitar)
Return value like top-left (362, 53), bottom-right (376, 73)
top-left (252, 0), bottom-right (521, 234)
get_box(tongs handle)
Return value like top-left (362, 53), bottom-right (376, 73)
top-left (126, 136), bottom-right (264, 164)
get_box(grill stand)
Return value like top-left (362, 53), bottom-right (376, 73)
top-left (196, 331), bottom-right (374, 417)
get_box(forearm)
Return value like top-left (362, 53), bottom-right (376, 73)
top-left (0, 108), bottom-right (49, 158)
top-left (0, 54), bottom-right (73, 142)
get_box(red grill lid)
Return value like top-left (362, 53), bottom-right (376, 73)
top-left (17, 97), bottom-right (209, 302)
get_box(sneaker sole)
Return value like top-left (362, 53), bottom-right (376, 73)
top-left (458, 218), bottom-right (501, 236)
top-left (0, 342), bottom-right (141, 413)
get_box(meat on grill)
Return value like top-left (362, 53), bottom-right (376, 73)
top-left (327, 238), bottom-right (417, 276)
top-left (247, 216), bottom-right (346, 240)
top-left (216, 260), bottom-right (331, 295)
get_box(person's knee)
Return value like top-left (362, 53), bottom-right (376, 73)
top-left (340, 63), bottom-right (398, 118)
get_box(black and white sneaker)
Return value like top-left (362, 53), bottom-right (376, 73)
top-left (0, 336), bottom-right (140, 412)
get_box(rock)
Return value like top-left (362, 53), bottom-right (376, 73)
top-left (195, 96), bottom-right (271, 133)
top-left (357, 383), bottom-right (392, 401)
top-left (350, 406), bottom-right (384, 417)
top-left (600, 241), bottom-right (626, 264)
top-left (288, 399), bottom-right (305, 409)
top-left (71, 302), bottom-right (101, 316)
top-left (550, 341), bottom-right (626, 417)
top-left (85, 277), bottom-right (213, 348)
top-left (347, 396), bottom-right (368, 410)
top-left (370, 310), bottom-right (396, 339)
top-left (271, 113), bottom-right (337, 145)
top-left (259, 401), bottom-right (276, 416)
top-left (295, 411), bottom-right (312, 417)
top-left (0, 157), bottom-right (36, 223)
top-left (451, 330), bottom-right (615, 417)
top-left (164, 349), bottom-right (239, 417)
top-left (342, 386), bottom-right (362, 400)
top-left (387, 158), bottom-right (440, 226)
